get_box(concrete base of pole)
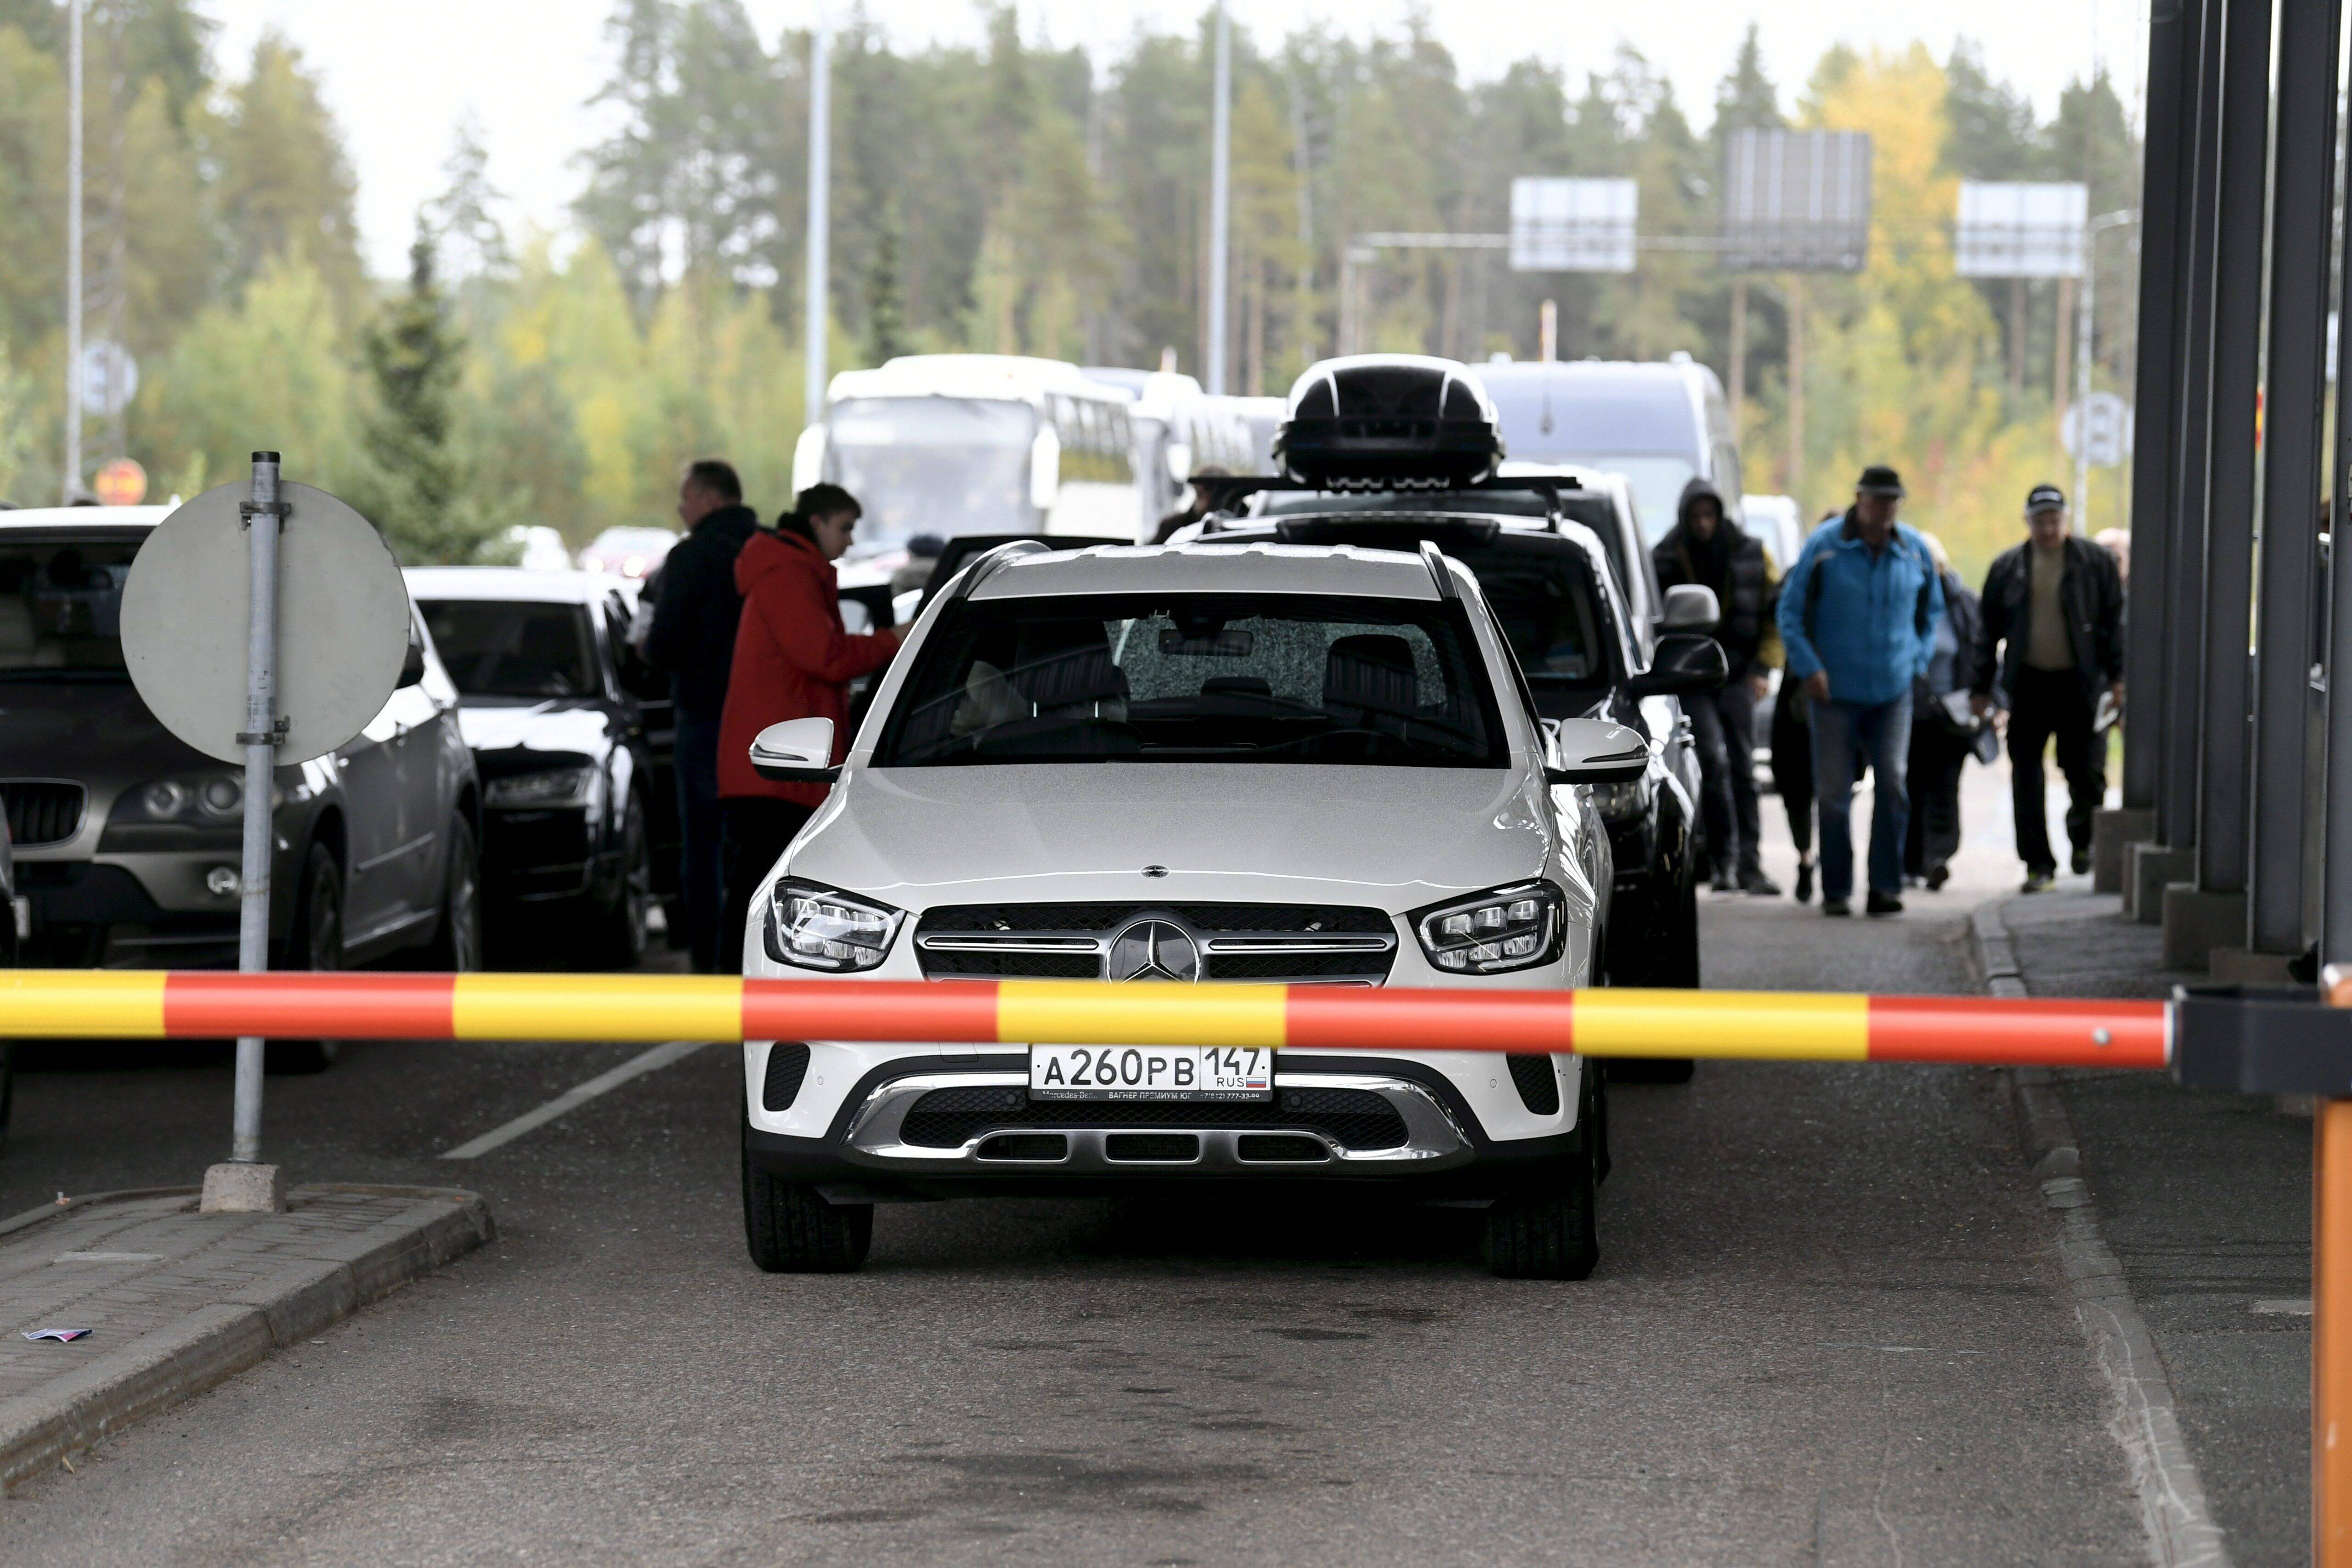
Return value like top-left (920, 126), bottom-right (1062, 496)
top-left (2209, 946), bottom-right (2299, 983)
top-left (2160, 885), bottom-right (2247, 971)
top-left (199, 1162), bottom-right (286, 1215)
top-left (2127, 843), bottom-right (2195, 923)
top-left (2092, 810), bottom-right (2156, 894)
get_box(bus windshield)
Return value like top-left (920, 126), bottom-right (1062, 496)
top-left (825, 397), bottom-right (1037, 545)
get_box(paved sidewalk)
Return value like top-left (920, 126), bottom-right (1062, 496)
top-left (1999, 887), bottom-right (2312, 1568)
top-left (0, 1184), bottom-right (492, 1490)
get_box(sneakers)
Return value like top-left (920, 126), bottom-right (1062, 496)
top-left (1739, 868), bottom-right (1782, 896)
top-left (1924, 864), bottom-right (1950, 891)
top-left (1709, 867), bottom-right (1737, 894)
top-left (1866, 890), bottom-right (1904, 917)
top-left (2022, 869), bottom-right (2055, 894)
top-left (2071, 848), bottom-right (2092, 876)
top-left (1822, 896), bottom-right (1851, 917)
top-left (1794, 861), bottom-right (1815, 904)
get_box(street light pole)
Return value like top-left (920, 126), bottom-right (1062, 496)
top-left (802, 0), bottom-right (830, 435)
top-left (62, 0), bottom-right (81, 504)
top-left (1206, 1), bottom-right (1231, 394)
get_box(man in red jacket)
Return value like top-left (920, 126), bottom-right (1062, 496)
top-left (716, 485), bottom-right (903, 970)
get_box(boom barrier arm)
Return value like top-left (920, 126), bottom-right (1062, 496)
top-left (0, 970), bottom-right (2170, 1070)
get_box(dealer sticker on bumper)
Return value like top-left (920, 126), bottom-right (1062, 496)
top-left (1029, 1044), bottom-right (1273, 1101)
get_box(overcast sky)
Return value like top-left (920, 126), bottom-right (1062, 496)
top-left (201, 0), bottom-right (2143, 279)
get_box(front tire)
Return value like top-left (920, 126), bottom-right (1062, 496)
top-left (268, 843), bottom-right (344, 1075)
top-left (423, 815), bottom-right (483, 972)
top-left (742, 1123), bottom-right (871, 1273)
top-left (585, 791), bottom-right (651, 971)
top-left (1483, 1157), bottom-right (1599, 1280)
top-left (1607, 856), bottom-right (1699, 1084)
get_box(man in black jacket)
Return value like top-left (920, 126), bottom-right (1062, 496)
top-left (1970, 483), bottom-right (2125, 892)
top-left (645, 459), bottom-right (759, 970)
top-left (1654, 479), bottom-right (1781, 895)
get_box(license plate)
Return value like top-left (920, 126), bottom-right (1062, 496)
top-left (1029, 1044), bottom-right (1273, 1101)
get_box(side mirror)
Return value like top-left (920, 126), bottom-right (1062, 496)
top-left (1626, 632), bottom-right (1730, 697)
top-left (749, 717), bottom-right (839, 784)
top-left (1658, 583), bottom-right (1721, 631)
top-left (1544, 718), bottom-right (1650, 786)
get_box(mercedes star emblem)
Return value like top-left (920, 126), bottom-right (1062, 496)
top-left (1106, 918), bottom-right (1200, 983)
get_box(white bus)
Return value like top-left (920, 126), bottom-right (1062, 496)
top-left (1082, 368), bottom-right (1268, 536)
top-left (793, 355), bottom-right (1144, 543)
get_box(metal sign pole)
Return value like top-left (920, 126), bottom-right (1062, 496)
top-left (231, 452), bottom-right (283, 1164)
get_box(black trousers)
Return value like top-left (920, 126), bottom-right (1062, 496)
top-left (1770, 678), bottom-right (1814, 856)
top-left (2007, 667), bottom-right (2104, 875)
top-left (1903, 719), bottom-right (1970, 878)
top-left (719, 798), bottom-right (818, 973)
top-left (1687, 681), bottom-right (1762, 877)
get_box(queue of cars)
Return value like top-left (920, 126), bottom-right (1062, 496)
top-left (732, 352), bottom-right (1733, 1280)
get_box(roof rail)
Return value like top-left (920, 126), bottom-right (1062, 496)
top-left (947, 538), bottom-right (1056, 603)
top-left (1419, 539), bottom-right (1460, 600)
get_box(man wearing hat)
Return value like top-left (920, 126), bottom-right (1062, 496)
top-left (1775, 464), bottom-right (1944, 917)
top-left (1971, 483), bottom-right (2126, 892)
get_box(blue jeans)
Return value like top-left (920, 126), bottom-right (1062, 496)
top-left (1809, 693), bottom-right (1912, 901)
top-left (674, 713), bottom-right (724, 972)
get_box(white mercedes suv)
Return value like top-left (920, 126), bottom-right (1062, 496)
top-left (738, 538), bottom-right (1647, 1278)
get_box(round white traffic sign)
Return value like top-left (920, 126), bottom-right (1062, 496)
top-left (121, 480), bottom-right (410, 766)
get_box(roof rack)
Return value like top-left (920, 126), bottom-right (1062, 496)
top-left (946, 538), bottom-right (1055, 603)
top-left (1418, 539), bottom-right (1460, 600)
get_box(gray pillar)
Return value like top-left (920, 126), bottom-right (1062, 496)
top-left (2191, 0), bottom-right (2270, 898)
top-left (2248, 0), bottom-right (2341, 954)
top-left (2121, 0), bottom-right (2192, 813)
top-left (2160, 0), bottom-right (2226, 855)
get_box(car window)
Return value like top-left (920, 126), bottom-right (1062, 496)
top-left (0, 541), bottom-right (137, 678)
top-left (418, 600), bottom-right (600, 700)
top-left (876, 591), bottom-right (1505, 769)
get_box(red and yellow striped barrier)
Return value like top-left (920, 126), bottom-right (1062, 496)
top-left (0, 970), bottom-right (2170, 1069)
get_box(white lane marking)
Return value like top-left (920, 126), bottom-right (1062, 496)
top-left (2252, 1298), bottom-right (2313, 1317)
top-left (439, 1041), bottom-right (707, 1160)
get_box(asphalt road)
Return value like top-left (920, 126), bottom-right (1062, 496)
top-left (0, 777), bottom-right (2153, 1565)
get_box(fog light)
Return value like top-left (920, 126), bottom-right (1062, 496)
top-left (205, 866), bottom-right (240, 896)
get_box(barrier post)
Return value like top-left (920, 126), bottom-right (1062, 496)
top-left (2320, 1097), bottom-right (2352, 1564)
top-left (230, 452), bottom-right (283, 1166)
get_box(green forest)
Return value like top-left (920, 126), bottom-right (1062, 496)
top-left (0, 0), bottom-right (2140, 576)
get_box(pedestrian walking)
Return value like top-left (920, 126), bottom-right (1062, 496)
top-left (644, 459), bottom-right (759, 972)
top-left (1653, 478), bottom-right (1781, 896)
top-left (1769, 673), bottom-right (1817, 902)
top-left (1971, 483), bottom-right (2125, 893)
top-left (1775, 465), bottom-right (1943, 917)
top-left (1901, 532), bottom-right (1989, 891)
top-left (716, 484), bottom-right (904, 972)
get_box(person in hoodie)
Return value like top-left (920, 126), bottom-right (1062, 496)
top-left (715, 484), bottom-right (905, 972)
top-left (1775, 464), bottom-right (1943, 918)
top-left (1651, 479), bottom-right (1781, 896)
top-left (645, 460), bottom-right (759, 972)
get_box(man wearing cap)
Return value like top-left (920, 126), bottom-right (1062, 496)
top-left (1971, 483), bottom-right (2125, 893)
top-left (1775, 465), bottom-right (1943, 917)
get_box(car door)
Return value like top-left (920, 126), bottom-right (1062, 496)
top-left (392, 608), bottom-right (464, 920)
top-left (334, 635), bottom-right (420, 948)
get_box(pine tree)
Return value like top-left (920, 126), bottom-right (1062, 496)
top-left (1713, 24), bottom-right (1784, 134)
top-left (865, 221), bottom-right (907, 363)
top-left (361, 226), bottom-right (505, 563)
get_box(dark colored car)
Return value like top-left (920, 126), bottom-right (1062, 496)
top-left (1189, 496), bottom-right (1720, 1006)
top-left (1, 809), bottom-right (16, 1150)
top-left (408, 568), bottom-right (666, 968)
top-left (0, 507), bottom-right (484, 1070)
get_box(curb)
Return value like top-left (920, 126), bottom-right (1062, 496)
top-left (1970, 900), bottom-right (2229, 1568)
top-left (0, 1185), bottom-right (493, 1492)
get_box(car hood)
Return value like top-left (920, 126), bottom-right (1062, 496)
top-left (454, 700), bottom-right (619, 772)
top-left (787, 764), bottom-right (1552, 914)
top-left (0, 679), bottom-right (211, 785)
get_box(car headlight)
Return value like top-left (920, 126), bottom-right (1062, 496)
top-left (763, 879), bottom-right (905, 972)
top-left (485, 766), bottom-right (598, 808)
top-left (1412, 881), bottom-right (1564, 975)
top-left (116, 773), bottom-right (246, 826)
top-left (1589, 778), bottom-right (1648, 822)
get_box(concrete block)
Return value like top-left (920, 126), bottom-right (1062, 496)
top-left (199, 1163), bottom-right (287, 1215)
top-left (2127, 843), bottom-right (2194, 924)
top-left (2091, 809), bottom-right (2154, 894)
top-left (2160, 886), bottom-right (2246, 971)
top-left (2209, 947), bottom-right (2297, 985)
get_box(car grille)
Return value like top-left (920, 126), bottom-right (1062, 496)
top-left (1, 780), bottom-right (85, 848)
top-left (913, 902), bottom-right (1397, 985)
top-left (1507, 1054), bottom-right (1561, 1115)
top-left (897, 1082), bottom-right (1409, 1151)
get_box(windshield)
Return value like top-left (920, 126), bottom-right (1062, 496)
top-left (0, 540), bottom-right (136, 679)
top-left (876, 591), bottom-right (1505, 768)
top-left (418, 600), bottom-right (600, 700)
top-left (826, 396), bottom-right (1037, 546)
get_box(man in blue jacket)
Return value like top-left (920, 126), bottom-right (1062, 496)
top-left (1775, 465), bottom-right (1944, 917)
